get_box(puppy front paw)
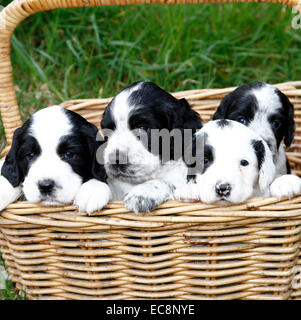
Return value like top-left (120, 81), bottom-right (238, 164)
top-left (123, 181), bottom-right (173, 214)
top-left (270, 174), bottom-right (301, 199)
top-left (0, 176), bottom-right (22, 211)
top-left (74, 179), bottom-right (111, 215)
top-left (124, 193), bottom-right (158, 214)
top-left (174, 183), bottom-right (200, 202)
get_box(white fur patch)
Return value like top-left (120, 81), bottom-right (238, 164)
top-left (30, 105), bottom-right (73, 147)
top-left (74, 179), bottom-right (112, 214)
top-left (270, 174), bottom-right (301, 199)
top-left (0, 175), bottom-right (22, 211)
top-left (174, 182), bottom-right (200, 203)
top-left (111, 82), bottom-right (143, 128)
top-left (252, 85), bottom-right (282, 115)
top-left (0, 158), bottom-right (22, 211)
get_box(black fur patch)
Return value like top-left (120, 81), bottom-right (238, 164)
top-left (1, 118), bottom-right (34, 187)
top-left (286, 158), bottom-right (291, 174)
top-left (101, 81), bottom-right (203, 162)
top-left (251, 139), bottom-right (265, 170)
top-left (216, 119), bottom-right (232, 128)
top-left (274, 88), bottom-right (295, 148)
top-left (185, 132), bottom-right (213, 181)
top-left (213, 81), bottom-right (296, 152)
top-left (63, 108), bottom-right (107, 182)
top-left (213, 82), bottom-right (263, 124)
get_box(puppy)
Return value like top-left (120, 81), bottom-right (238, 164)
top-left (175, 120), bottom-right (275, 204)
top-left (0, 105), bottom-right (111, 214)
top-left (213, 82), bottom-right (301, 199)
top-left (100, 81), bottom-right (202, 213)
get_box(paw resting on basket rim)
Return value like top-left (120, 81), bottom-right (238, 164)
top-left (270, 174), bottom-right (301, 199)
top-left (0, 175), bottom-right (22, 211)
top-left (74, 179), bottom-right (111, 215)
top-left (123, 180), bottom-right (174, 214)
top-left (174, 183), bottom-right (200, 203)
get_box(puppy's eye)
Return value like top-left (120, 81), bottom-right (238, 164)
top-left (237, 116), bottom-right (247, 125)
top-left (138, 126), bottom-right (150, 133)
top-left (135, 127), bottom-right (151, 139)
top-left (62, 151), bottom-right (74, 160)
top-left (240, 159), bottom-right (249, 166)
top-left (271, 120), bottom-right (281, 129)
top-left (204, 157), bottom-right (210, 165)
top-left (25, 152), bottom-right (35, 161)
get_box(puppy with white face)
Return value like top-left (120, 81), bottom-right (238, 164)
top-left (0, 105), bottom-right (111, 213)
top-left (213, 82), bottom-right (301, 199)
top-left (101, 81), bottom-right (202, 213)
top-left (175, 120), bottom-right (276, 204)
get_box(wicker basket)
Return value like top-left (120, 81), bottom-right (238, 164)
top-left (1, 0), bottom-right (301, 300)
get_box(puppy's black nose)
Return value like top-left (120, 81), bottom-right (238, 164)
top-left (115, 151), bottom-right (126, 165)
top-left (215, 183), bottom-right (231, 197)
top-left (109, 151), bottom-right (128, 171)
top-left (115, 153), bottom-right (120, 165)
top-left (111, 163), bottom-right (128, 171)
top-left (38, 179), bottom-right (55, 195)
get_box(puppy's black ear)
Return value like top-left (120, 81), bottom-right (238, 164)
top-left (278, 91), bottom-right (296, 148)
top-left (252, 139), bottom-right (275, 193)
top-left (100, 101), bottom-right (115, 130)
top-left (170, 98), bottom-right (202, 133)
top-left (183, 131), bottom-right (205, 183)
top-left (213, 94), bottom-right (232, 120)
top-left (184, 132), bottom-right (197, 183)
top-left (80, 122), bottom-right (107, 183)
top-left (178, 98), bottom-right (203, 132)
top-left (1, 127), bottom-right (24, 187)
top-left (100, 106), bottom-right (109, 128)
top-left (169, 98), bottom-right (202, 162)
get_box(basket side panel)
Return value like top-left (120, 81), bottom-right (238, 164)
top-left (1, 206), bottom-right (301, 300)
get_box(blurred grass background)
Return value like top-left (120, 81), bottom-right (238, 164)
top-left (0, 1), bottom-right (301, 139)
top-left (1, 0), bottom-right (301, 298)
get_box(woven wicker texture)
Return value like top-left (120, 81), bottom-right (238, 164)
top-left (0, 0), bottom-right (301, 300)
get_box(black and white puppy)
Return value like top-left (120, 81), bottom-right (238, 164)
top-left (175, 120), bottom-right (275, 204)
top-left (213, 82), bottom-right (301, 198)
top-left (101, 81), bottom-right (202, 213)
top-left (0, 105), bottom-right (111, 213)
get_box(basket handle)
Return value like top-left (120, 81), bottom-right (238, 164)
top-left (0, 0), bottom-right (299, 148)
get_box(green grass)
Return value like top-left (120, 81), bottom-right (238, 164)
top-left (0, 1), bottom-right (300, 132)
top-left (1, 0), bottom-right (301, 299)
top-left (0, 254), bottom-right (25, 300)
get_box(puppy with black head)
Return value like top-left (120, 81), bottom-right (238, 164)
top-left (101, 81), bottom-right (202, 213)
top-left (175, 120), bottom-right (276, 204)
top-left (0, 105), bottom-right (111, 213)
top-left (213, 82), bottom-right (301, 198)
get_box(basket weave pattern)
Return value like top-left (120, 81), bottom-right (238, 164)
top-left (1, 0), bottom-right (301, 300)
